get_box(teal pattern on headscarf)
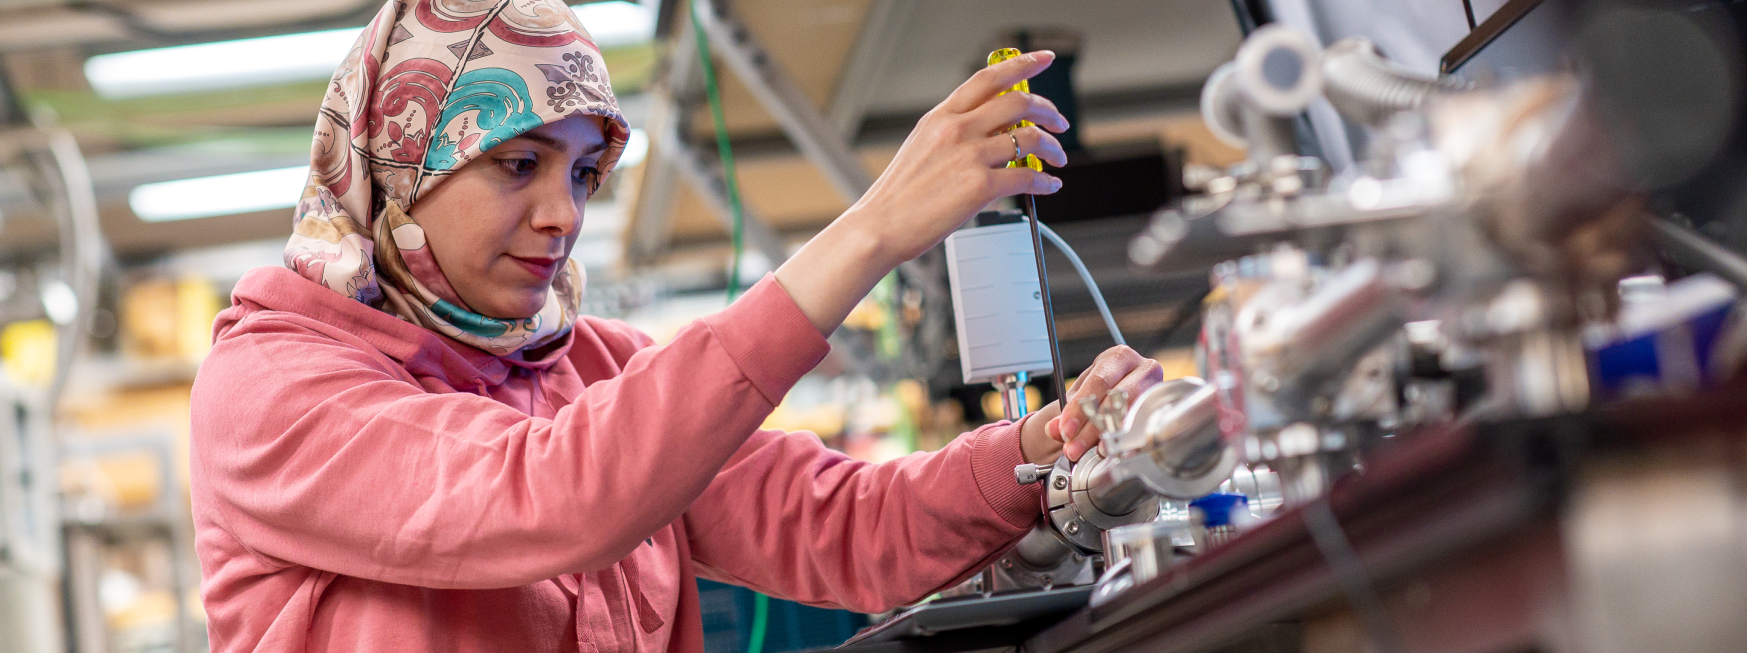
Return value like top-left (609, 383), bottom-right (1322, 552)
top-left (429, 299), bottom-right (517, 338)
top-left (425, 67), bottom-right (544, 171)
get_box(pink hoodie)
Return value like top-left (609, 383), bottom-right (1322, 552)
top-left (190, 266), bottom-right (1044, 652)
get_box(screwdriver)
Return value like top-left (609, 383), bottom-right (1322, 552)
top-left (987, 47), bottom-right (1068, 414)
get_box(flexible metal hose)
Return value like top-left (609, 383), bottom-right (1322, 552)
top-left (1321, 38), bottom-right (1470, 126)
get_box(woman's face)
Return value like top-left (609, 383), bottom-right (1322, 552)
top-left (411, 115), bottom-right (607, 319)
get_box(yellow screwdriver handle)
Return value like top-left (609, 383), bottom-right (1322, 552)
top-left (987, 48), bottom-right (1043, 172)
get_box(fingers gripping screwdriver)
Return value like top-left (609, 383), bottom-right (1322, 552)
top-left (987, 48), bottom-right (1068, 413)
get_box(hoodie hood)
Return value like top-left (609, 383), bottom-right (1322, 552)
top-left (219, 266), bottom-right (576, 390)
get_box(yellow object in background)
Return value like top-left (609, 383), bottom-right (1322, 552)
top-left (986, 48), bottom-right (1044, 173)
top-left (981, 384), bottom-right (1042, 422)
top-left (61, 453), bottom-right (163, 513)
top-left (1153, 348), bottom-right (1199, 381)
top-left (842, 293), bottom-right (888, 331)
top-left (176, 275), bottom-right (222, 360)
top-left (121, 275), bottom-right (223, 362)
top-left (1, 319), bottom-right (57, 388)
top-left (121, 279), bottom-right (177, 360)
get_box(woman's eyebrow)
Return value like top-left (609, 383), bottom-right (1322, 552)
top-left (514, 131), bottom-right (568, 152)
top-left (514, 131), bottom-right (606, 156)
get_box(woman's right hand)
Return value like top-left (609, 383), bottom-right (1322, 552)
top-left (844, 50), bottom-right (1070, 262)
top-left (775, 50), bottom-right (1070, 335)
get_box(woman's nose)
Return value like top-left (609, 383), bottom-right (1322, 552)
top-left (528, 176), bottom-right (582, 237)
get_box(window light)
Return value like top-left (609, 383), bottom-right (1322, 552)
top-left (576, 1), bottom-right (657, 49)
top-left (618, 127), bottom-right (649, 168)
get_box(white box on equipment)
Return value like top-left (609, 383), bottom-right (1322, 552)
top-left (945, 222), bottom-right (1053, 384)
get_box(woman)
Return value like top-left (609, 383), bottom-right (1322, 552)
top-left (190, 1), bottom-right (1162, 651)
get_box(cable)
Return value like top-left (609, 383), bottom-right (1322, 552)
top-left (747, 591), bottom-right (769, 653)
top-left (690, 2), bottom-right (746, 300)
top-left (1138, 287), bottom-right (1210, 357)
top-left (1302, 498), bottom-right (1406, 653)
top-left (694, 7), bottom-right (764, 649)
top-left (1035, 222), bottom-right (1125, 347)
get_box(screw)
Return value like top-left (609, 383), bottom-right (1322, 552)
top-left (1001, 559), bottom-right (1014, 570)
top-left (1065, 521), bottom-right (1081, 535)
top-left (1053, 476), bottom-right (1069, 490)
top-left (1257, 374), bottom-right (1281, 393)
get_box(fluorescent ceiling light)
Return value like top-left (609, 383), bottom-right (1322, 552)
top-left (86, 28), bottom-right (360, 99)
top-left (574, 1), bottom-right (656, 49)
top-left (129, 166), bottom-right (309, 222)
top-left (86, 2), bottom-right (654, 99)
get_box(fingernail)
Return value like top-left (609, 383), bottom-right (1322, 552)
top-left (1049, 177), bottom-right (1063, 191)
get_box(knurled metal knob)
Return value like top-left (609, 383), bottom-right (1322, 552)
top-left (1014, 463), bottom-right (1054, 485)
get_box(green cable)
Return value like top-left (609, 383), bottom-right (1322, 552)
top-left (690, 2), bottom-right (746, 301)
top-left (747, 591), bottom-right (770, 653)
top-left (690, 8), bottom-right (765, 650)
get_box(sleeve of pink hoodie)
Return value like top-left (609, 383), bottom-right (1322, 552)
top-left (192, 275), bottom-right (828, 590)
top-left (682, 421), bottom-right (1044, 613)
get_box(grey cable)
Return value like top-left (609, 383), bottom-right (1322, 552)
top-left (1036, 221), bottom-right (1126, 347)
top-left (1303, 498), bottom-right (1406, 653)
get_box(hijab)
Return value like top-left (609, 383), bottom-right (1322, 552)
top-left (284, 0), bottom-right (629, 355)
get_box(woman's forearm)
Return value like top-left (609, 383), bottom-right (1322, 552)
top-left (684, 421), bottom-right (1042, 613)
top-left (773, 209), bottom-right (898, 336)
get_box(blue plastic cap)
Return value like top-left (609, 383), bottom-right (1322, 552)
top-left (1191, 492), bottom-right (1251, 528)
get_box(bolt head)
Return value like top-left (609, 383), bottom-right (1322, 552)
top-left (1053, 476), bottom-right (1069, 490)
top-left (1065, 521), bottom-right (1081, 535)
top-left (1257, 374), bottom-right (1281, 393)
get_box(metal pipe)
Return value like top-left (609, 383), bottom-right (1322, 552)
top-left (1249, 259), bottom-right (1405, 414)
top-left (1651, 217), bottom-right (1747, 292)
top-left (993, 372), bottom-right (1030, 421)
top-left (1011, 524), bottom-right (1076, 570)
top-left (1114, 381), bottom-right (1234, 499)
top-left (1086, 467), bottom-right (1151, 517)
top-left (36, 112), bottom-right (102, 421)
top-left (1321, 37), bottom-right (1469, 126)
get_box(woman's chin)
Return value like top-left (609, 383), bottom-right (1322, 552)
top-left (470, 291), bottom-right (547, 321)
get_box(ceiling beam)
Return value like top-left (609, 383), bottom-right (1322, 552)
top-left (825, 0), bottom-right (917, 137)
top-left (692, 0), bottom-right (871, 203)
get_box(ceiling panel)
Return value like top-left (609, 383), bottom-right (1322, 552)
top-left (864, 0), bottom-right (1242, 115)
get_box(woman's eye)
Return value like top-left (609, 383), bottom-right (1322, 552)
top-left (572, 166), bottom-right (599, 186)
top-left (500, 158), bottom-right (537, 176)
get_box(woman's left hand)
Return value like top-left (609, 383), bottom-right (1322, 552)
top-left (1019, 346), bottom-right (1164, 464)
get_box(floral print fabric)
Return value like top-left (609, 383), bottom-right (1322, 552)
top-left (284, 0), bottom-right (628, 355)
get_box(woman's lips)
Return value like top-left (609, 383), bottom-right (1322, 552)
top-left (508, 255), bottom-right (563, 279)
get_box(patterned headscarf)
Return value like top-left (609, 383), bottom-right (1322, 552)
top-left (285, 0), bottom-right (628, 355)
